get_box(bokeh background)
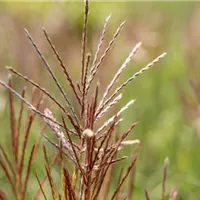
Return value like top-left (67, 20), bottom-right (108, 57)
top-left (0, 1), bottom-right (200, 199)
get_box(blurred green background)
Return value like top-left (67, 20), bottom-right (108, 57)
top-left (0, 1), bottom-right (200, 200)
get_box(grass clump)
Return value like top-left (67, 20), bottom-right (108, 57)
top-left (0, 1), bottom-right (175, 200)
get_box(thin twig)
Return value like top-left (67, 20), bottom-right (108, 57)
top-left (90, 14), bottom-right (112, 74)
top-left (34, 152), bottom-right (60, 200)
top-left (145, 190), bottom-right (150, 200)
top-left (0, 158), bottom-right (16, 196)
top-left (96, 52), bottom-right (167, 116)
top-left (81, 0), bottom-right (89, 86)
top-left (162, 157), bottom-right (169, 200)
top-left (97, 42), bottom-right (141, 116)
top-left (42, 28), bottom-right (81, 105)
top-left (86, 21), bottom-right (126, 93)
top-left (6, 67), bottom-right (67, 112)
top-left (21, 145), bottom-right (36, 200)
top-left (0, 144), bottom-right (15, 178)
top-left (24, 29), bottom-right (80, 128)
top-left (92, 122), bottom-right (137, 200)
top-left (35, 173), bottom-right (48, 200)
top-left (81, 53), bottom-right (91, 118)
top-left (8, 77), bottom-right (17, 167)
top-left (111, 154), bottom-right (138, 200)
top-left (0, 79), bottom-right (63, 128)
top-left (62, 116), bottom-right (87, 185)
top-left (17, 87), bottom-right (26, 146)
top-left (96, 99), bottom-right (135, 134)
top-left (19, 92), bottom-right (43, 177)
top-left (96, 93), bottom-right (122, 121)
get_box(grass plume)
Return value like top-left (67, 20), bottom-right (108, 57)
top-left (0, 1), bottom-right (172, 200)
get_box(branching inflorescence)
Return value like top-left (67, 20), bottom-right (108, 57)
top-left (0, 1), bottom-right (173, 200)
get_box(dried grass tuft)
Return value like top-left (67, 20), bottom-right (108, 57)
top-left (0, 1), bottom-right (172, 200)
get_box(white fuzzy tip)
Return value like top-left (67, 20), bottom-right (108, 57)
top-left (164, 157), bottom-right (169, 166)
top-left (161, 52), bottom-right (167, 57)
top-left (136, 42), bottom-right (142, 48)
top-left (121, 139), bottom-right (140, 145)
top-left (106, 14), bottom-right (112, 21)
top-left (83, 129), bottom-right (95, 137)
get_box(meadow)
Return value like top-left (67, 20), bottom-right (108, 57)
top-left (0, 2), bottom-right (200, 199)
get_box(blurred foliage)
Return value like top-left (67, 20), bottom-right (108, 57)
top-left (0, 2), bottom-right (200, 200)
